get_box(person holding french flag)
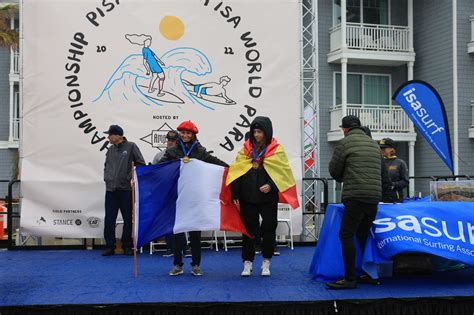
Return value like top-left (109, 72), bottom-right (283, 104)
top-left (227, 116), bottom-right (299, 277)
top-left (159, 120), bottom-right (228, 276)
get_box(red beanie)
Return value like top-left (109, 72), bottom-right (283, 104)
top-left (177, 120), bottom-right (199, 134)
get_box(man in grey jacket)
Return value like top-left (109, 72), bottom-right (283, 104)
top-left (327, 116), bottom-right (382, 289)
top-left (102, 125), bottom-right (145, 256)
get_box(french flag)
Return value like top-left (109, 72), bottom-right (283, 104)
top-left (133, 159), bottom-right (249, 248)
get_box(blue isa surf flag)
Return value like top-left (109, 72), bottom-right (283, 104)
top-left (394, 80), bottom-right (453, 173)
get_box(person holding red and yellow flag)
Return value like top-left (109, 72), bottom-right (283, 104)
top-left (227, 116), bottom-right (299, 277)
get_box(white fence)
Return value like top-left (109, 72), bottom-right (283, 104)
top-left (12, 91), bottom-right (20, 141)
top-left (471, 100), bottom-right (474, 127)
top-left (12, 117), bottom-right (20, 141)
top-left (12, 50), bottom-right (19, 74)
top-left (330, 104), bottom-right (411, 132)
top-left (330, 22), bottom-right (410, 52)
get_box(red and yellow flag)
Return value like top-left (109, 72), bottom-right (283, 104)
top-left (226, 138), bottom-right (299, 209)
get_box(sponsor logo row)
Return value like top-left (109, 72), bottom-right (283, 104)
top-left (37, 216), bottom-right (101, 228)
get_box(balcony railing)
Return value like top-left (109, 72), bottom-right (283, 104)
top-left (330, 22), bottom-right (410, 52)
top-left (11, 117), bottom-right (20, 141)
top-left (330, 104), bottom-right (411, 133)
top-left (12, 50), bottom-right (19, 74)
top-left (468, 15), bottom-right (474, 54)
top-left (11, 91), bottom-right (20, 142)
top-left (470, 101), bottom-right (474, 138)
top-left (471, 100), bottom-right (474, 127)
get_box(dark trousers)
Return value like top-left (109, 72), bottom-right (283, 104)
top-left (165, 233), bottom-right (187, 253)
top-left (255, 219), bottom-right (277, 249)
top-left (104, 190), bottom-right (133, 250)
top-left (240, 200), bottom-right (278, 261)
top-left (339, 199), bottom-right (378, 281)
top-left (174, 231), bottom-right (201, 267)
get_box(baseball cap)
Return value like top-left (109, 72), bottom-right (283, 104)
top-left (340, 115), bottom-right (361, 128)
top-left (103, 125), bottom-right (124, 136)
top-left (379, 138), bottom-right (395, 148)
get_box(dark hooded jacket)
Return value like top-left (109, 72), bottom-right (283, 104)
top-left (159, 135), bottom-right (228, 167)
top-left (231, 116), bottom-right (278, 204)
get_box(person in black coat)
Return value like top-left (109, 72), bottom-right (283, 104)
top-left (231, 116), bottom-right (279, 277)
top-left (159, 120), bottom-right (228, 277)
top-left (379, 138), bottom-right (409, 202)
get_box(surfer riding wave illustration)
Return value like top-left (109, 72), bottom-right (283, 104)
top-left (183, 76), bottom-right (236, 105)
top-left (126, 34), bottom-right (166, 97)
top-left (94, 34), bottom-right (234, 109)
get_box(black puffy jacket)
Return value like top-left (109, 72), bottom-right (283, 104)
top-left (159, 139), bottom-right (228, 167)
top-left (329, 127), bottom-right (382, 204)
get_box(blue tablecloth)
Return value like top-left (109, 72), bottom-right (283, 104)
top-left (310, 199), bottom-right (474, 281)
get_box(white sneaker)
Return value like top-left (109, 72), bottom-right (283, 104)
top-left (261, 259), bottom-right (271, 276)
top-left (241, 260), bottom-right (253, 277)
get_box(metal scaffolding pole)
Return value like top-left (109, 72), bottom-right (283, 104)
top-left (301, 0), bottom-right (320, 241)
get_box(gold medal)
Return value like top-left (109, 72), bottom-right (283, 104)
top-left (180, 140), bottom-right (197, 164)
top-left (252, 161), bottom-right (259, 169)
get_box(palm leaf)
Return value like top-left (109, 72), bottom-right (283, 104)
top-left (0, 4), bottom-right (18, 47)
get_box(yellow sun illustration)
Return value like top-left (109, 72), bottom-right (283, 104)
top-left (159, 16), bottom-right (185, 41)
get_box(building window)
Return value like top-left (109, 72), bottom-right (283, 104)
top-left (335, 73), bottom-right (362, 104)
top-left (333, 0), bottom-right (389, 25)
top-left (335, 73), bottom-right (390, 105)
top-left (333, 0), bottom-right (361, 25)
top-left (364, 0), bottom-right (388, 24)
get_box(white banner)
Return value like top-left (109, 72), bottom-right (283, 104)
top-left (21, 0), bottom-right (302, 237)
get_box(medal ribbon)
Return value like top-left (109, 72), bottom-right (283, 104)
top-left (252, 145), bottom-right (267, 163)
top-left (180, 140), bottom-right (198, 158)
